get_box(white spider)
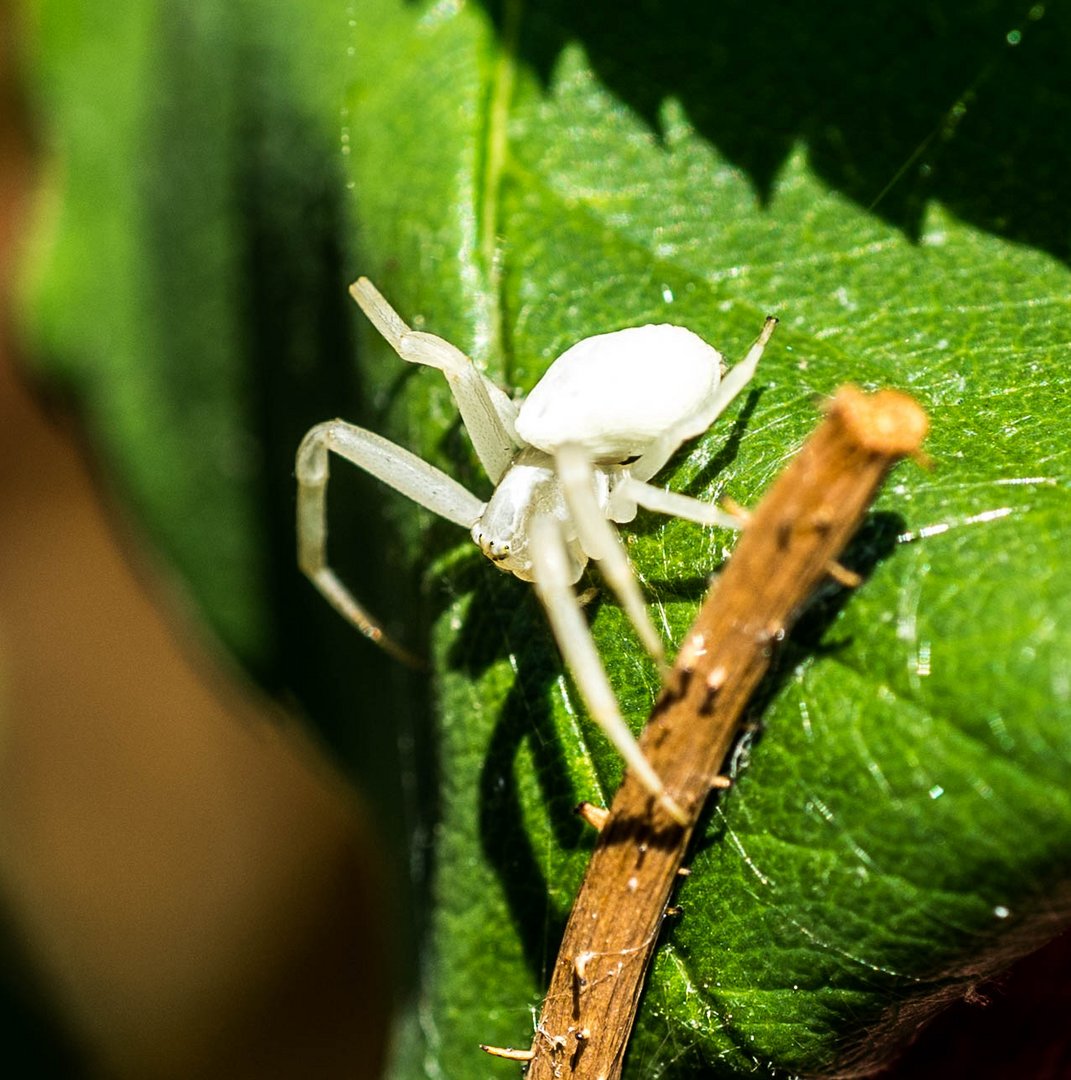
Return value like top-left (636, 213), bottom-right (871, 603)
top-left (296, 278), bottom-right (776, 823)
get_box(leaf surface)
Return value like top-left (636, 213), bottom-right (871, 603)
top-left (21, 0), bottom-right (1071, 1075)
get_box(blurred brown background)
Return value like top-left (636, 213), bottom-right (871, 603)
top-left (0, 10), bottom-right (387, 1077)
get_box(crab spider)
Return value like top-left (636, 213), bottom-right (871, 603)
top-left (296, 278), bottom-right (776, 824)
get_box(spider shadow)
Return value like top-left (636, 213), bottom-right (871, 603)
top-left (442, 561), bottom-right (610, 977)
top-left (685, 510), bottom-right (906, 860)
top-left (686, 385), bottom-right (767, 497)
top-left (446, 462), bottom-right (903, 981)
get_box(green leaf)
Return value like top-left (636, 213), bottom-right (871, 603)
top-left (20, 0), bottom-right (1071, 1076)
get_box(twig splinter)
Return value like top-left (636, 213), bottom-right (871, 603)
top-left (480, 1044), bottom-right (536, 1062)
top-left (575, 801), bottom-right (611, 832)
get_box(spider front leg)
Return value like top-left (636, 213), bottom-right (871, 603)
top-left (613, 477), bottom-right (859, 586)
top-left (529, 514), bottom-right (687, 826)
top-left (554, 443), bottom-right (668, 670)
top-left (296, 419), bottom-right (485, 663)
top-left (611, 476), bottom-right (746, 530)
top-left (349, 278), bottom-right (520, 483)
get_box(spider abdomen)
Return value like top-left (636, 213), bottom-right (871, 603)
top-left (515, 324), bottom-right (724, 460)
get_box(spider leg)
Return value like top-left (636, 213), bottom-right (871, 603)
top-left (349, 278), bottom-right (519, 483)
top-left (296, 419), bottom-right (485, 662)
top-left (631, 315), bottom-right (777, 482)
top-left (611, 477), bottom-right (745, 530)
top-left (554, 443), bottom-right (667, 671)
top-left (708, 314), bottom-right (778, 423)
top-left (529, 514), bottom-right (686, 825)
top-left (615, 477), bottom-right (857, 585)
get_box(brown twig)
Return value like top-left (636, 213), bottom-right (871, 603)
top-left (494, 386), bottom-right (928, 1079)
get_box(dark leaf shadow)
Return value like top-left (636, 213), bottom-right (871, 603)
top-left (477, 0), bottom-right (1071, 265)
top-left (443, 566), bottom-right (598, 975)
top-left (180, 75), bottom-right (441, 989)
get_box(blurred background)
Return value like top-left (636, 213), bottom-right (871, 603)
top-left (1, 4), bottom-right (1069, 1079)
top-left (0, 8), bottom-right (388, 1076)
